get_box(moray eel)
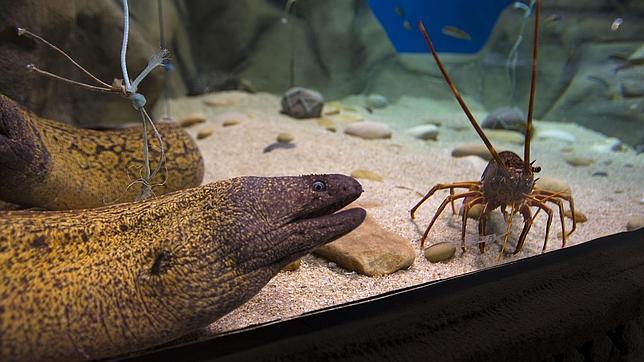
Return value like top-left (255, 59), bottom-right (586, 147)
top-left (0, 174), bottom-right (366, 361)
top-left (0, 94), bottom-right (204, 210)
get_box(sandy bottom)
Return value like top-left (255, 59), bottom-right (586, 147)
top-left (161, 90), bottom-right (644, 337)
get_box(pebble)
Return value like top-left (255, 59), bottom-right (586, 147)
top-left (276, 132), bottom-right (294, 143)
top-left (350, 169), bottom-right (383, 182)
top-left (222, 119), bottom-right (240, 127)
top-left (281, 87), bottom-right (324, 119)
top-left (214, 112), bottom-right (248, 127)
top-left (626, 215), bottom-right (644, 231)
top-left (460, 203), bottom-right (484, 220)
top-left (281, 259), bottom-right (301, 272)
top-left (196, 128), bottom-right (214, 140)
top-left (314, 213), bottom-right (415, 276)
top-left (564, 210), bottom-right (588, 223)
top-left (534, 177), bottom-right (572, 197)
top-left (591, 171), bottom-right (608, 177)
top-left (451, 143), bottom-right (492, 161)
top-left (536, 129), bottom-right (577, 143)
top-left (564, 155), bottom-right (594, 167)
top-left (203, 93), bottom-right (242, 107)
top-left (366, 94), bottom-right (388, 109)
top-left (263, 142), bottom-right (296, 153)
top-left (486, 129), bottom-right (524, 144)
top-left (481, 106), bottom-right (526, 134)
top-left (317, 118), bottom-right (335, 128)
top-left (424, 242), bottom-right (457, 263)
top-left (180, 112), bottom-right (207, 128)
top-left (591, 137), bottom-right (623, 153)
top-left (407, 124), bottom-right (439, 141)
top-left (344, 121), bottom-right (392, 140)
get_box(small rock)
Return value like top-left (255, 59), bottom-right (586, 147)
top-left (317, 118), bottom-right (335, 128)
top-left (314, 213), bottom-right (415, 276)
top-left (407, 124), bottom-right (439, 141)
top-left (591, 137), bottom-right (623, 153)
top-left (263, 142), bottom-right (296, 153)
top-left (451, 143), bottom-right (492, 161)
top-left (424, 242), bottom-right (457, 263)
top-left (481, 107), bottom-right (526, 134)
top-left (591, 171), bottom-right (608, 177)
top-left (277, 132), bottom-right (294, 143)
top-left (351, 169), bottom-right (383, 182)
top-left (215, 112), bottom-right (248, 127)
top-left (459, 203), bottom-right (484, 220)
top-left (626, 215), bottom-right (644, 231)
top-left (536, 129), bottom-right (577, 143)
top-left (534, 177), bottom-right (572, 197)
top-left (564, 210), bottom-right (588, 223)
top-left (486, 129), bottom-right (524, 144)
top-left (565, 155), bottom-right (594, 167)
top-left (281, 87), bottom-right (324, 119)
top-left (222, 119), bottom-right (240, 127)
top-left (203, 93), bottom-right (242, 107)
top-left (180, 112), bottom-right (207, 128)
top-left (366, 94), bottom-right (388, 109)
top-left (322, 104), bottom-right (341, 116)
top-left (196, 128), bottom-right (214, 140)
top-left (344, 121), bottom-right (392, 140)
top-left (281, 259), bottom-right (301, 272)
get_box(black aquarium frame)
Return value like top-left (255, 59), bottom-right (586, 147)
top-left (123, 229), bottom-right (644, 361)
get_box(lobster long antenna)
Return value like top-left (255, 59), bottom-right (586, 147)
top-left (524, 0), bottom-right (541, 170)
top-left (418, 21), bottom-right (505, 169)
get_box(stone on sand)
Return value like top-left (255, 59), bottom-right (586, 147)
top-left (565, 155), bottom-right (594, 167)
top-left (314, 213), bottom-right (415, 276)
top-left (424, 242), bottom-right (457, 263)
top-left (344, 121), bottom-right (392, 140)
top-left (626, 215), bottom-right (644, 231)
top-left (535, 177), bottom-right (572, 197)
top-left (407, 124), bottom-right (439, 141)
top-left (180, 112), bottom-right (207, 127)
top-left (451, 143), bottom-right (493, 161)
top-left (536, 129), bottom-right (577, 143)
top-left (366, 94), bottom-right (388, 109)
top-left (351, 169), bottom-right (383, 182)
top-left (486, 129), bottom-right (524, 145)
top-left (196, 128), bottom-right (214, 140)
top-left (281, 87), bottom-right (324, 119)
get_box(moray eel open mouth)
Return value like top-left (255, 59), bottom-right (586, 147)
top-left (253, 174), bottom-right (367, 269)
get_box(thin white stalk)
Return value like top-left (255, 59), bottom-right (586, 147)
top-left (121, 0), bottom-right (132, 92)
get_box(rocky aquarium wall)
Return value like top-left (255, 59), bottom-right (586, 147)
top-left (1, 0), bottom-right (643, 146)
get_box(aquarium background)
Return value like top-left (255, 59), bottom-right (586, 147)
top-left (1, 0), bottom-right (643, 146)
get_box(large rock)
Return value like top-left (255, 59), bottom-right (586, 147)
top-left (315, 213), bottom-right (415, 277)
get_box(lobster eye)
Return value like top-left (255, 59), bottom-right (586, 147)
top-left (533, 166), bottom-right (541, 173)
top-left (312, 180), bottom-right (327, 192)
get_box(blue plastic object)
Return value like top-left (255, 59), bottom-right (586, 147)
top-left (368, 0), bottom-right (514, 54)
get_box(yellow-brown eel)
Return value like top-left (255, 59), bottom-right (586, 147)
top-left (0, 94), bottom-right (204, 210)
top-left (0, 174), bottom-right (366, 361)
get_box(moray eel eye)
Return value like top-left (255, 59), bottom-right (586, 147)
top-left (312, 180), bottom-right (327, 192)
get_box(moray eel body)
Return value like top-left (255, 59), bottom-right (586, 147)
top-left (0, 94), bottom-right (204, 210)
top-left (0, 174), bottom-right (365, 361)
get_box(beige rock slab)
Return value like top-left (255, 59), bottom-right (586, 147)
top-left (314, 213), bottom-right (415, 277)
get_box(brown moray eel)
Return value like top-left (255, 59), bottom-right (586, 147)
top-left (0, 174), bottom-right (366, 361)
top-left (0, 94), bottom-right (204, 210)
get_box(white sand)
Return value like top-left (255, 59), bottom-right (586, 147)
top-left (161, 91), bottom-right (644, 336)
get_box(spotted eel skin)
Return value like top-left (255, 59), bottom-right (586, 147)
top-left (0, 174), bottom-right (365, 361)
top-left (0, 94), bottom-right (204, 210)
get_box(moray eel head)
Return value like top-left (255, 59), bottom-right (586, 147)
top-left (226, 174), bottom-right (366, 273)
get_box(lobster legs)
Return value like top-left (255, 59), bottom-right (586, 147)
top-left (410, 182), bottom-right (577, 255)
